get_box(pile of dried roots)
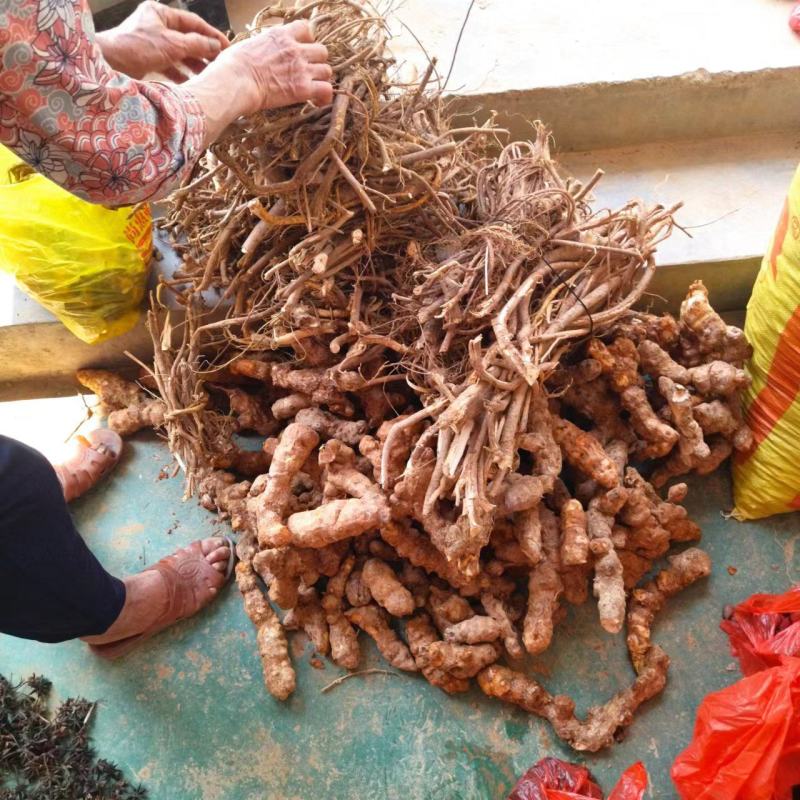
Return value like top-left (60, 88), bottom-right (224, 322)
top-left (77, 0), bottom-right (754, 751)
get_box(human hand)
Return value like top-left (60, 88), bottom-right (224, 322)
top-left (96, 0), bottom-right (229, 81)
top-left (210, 20), bottom-right (333, 116)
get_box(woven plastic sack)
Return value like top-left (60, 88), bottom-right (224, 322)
top-left (733, 162), bottom-right (800, 518)
top-left (0, 144), bottom-right (151, 344)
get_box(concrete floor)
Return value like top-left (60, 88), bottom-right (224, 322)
top-left (0, 398), bottom-right (799, 798)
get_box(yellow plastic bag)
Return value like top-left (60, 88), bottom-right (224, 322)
top-left (733, 163), bottom-right (800, 519)
top-left (0, 144), bottom-right (152, 344)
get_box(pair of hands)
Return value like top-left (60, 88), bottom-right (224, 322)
top-left (97, 2), bottom-right (333, 119)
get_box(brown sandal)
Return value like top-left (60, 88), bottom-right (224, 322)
top-left (89, 537), bottom-right (235, 661)
top-left (54, 428), bottom-right (123, 502)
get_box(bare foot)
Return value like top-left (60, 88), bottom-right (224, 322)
top-left (82, 537), bottom-right (231, 646)
top-left (53, 429), bottom-right (123, 502)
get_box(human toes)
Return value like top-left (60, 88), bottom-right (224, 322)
top-left (206, 545), bottom-right (231, 573)
top-left (199, 536), bottom-right (227, 556)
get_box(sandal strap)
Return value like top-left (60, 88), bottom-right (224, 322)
top-left (56, 432), bottom-right (122, 502)
top-left (144, 541), bottom-right (227, 625)
top-left (89, 539), bottom-right (233, 661)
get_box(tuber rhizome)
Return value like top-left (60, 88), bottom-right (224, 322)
top-left (75, 1), bottom-right (751, 752)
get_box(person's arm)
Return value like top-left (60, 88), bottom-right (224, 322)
top-left (95, 1), bottom-right (228, 83)
top-left (183, 19), bottom-right (333, 147)
top-left (0, 0), bottom-right (332, 206)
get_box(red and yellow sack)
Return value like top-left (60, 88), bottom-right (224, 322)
top-left (734, 164), bottom-right (800, 518)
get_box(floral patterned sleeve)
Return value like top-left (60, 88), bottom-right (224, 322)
top-left (0, 0), bottom-right (206, 205)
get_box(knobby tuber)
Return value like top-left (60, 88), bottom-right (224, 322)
top-left (420, 641), bottom-right (500, 679)
top-left (626, 548), bottom-right (711, 673)
top-left (345, 605), bottom-right (416, 671)
top-left (236, 562), bottom-right (295, 700)
top-left (362, 558), bottom-right (415, 617)
top-left (406, 612), bottom-right (470, 694)
top-left (85, 0), bottom-right (752, 753)
top-left (477, 645), bottom-right (670, 752)
top-left (444, 616), bottom-right (503, 644)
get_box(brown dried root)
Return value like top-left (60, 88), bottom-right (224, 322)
top-left (649, 374), bottom-right (734, 488)
top-left (283, 587), bottom-right (330, 655)
top-left (420, 641), bottom-right (500, 679)
top-left (501, 474), bottom-right (548, 515)
top-left (197, 470), bottom-right (251, 528)
top-left (272, 393), bottom-right (312, 421)
top-left (264, 455), bottom-right (390, 548)
top-left (235, 562), bottom-right (295, 700)
top-left (398, 562), bottom-right (429, 608)
top-left (253, 546), bottom-right (302, 609)
top-left (229, 358), bottom-right (271, 383)
top-left (693, 400), bottom-right (753, 452)
top-left (588, 338), bottom-right (678, 458)
top-left (345, 568), bottom-right (372, 608)
top-left (345, 604), bottom-right (417, 671)
top-left (617, 550), bottom-right (653, 590)
top-left (323, 555), bottom-right (361, 670)
top-left (251, 422), bottom-right (320, 546)
top-left (592, 546), bottom-right (626, 635)
top-left (362, 558), bottom-right (415, 616)
top-left (662, 376), bottom-right (708, 453)
top-left (406, 612), bottom-right (469, 694)
top-left (626, 547), bottom-right (711, 673)
top-left (637, 340), bottom-right (689, 384)
top-left (523, 507), bottom-right (563, 654)
top-left (211, 446), bottom-right (271, 478)
top-left (107, 7), bottom-right (744, 742)
top-left (443, 616), bottom-right (503, 644)
top-left (427, 585), bottom-right (474, 633)
top-left (514, 506), bottom-right (543, 564)
top-left (686, 361), bottom-right (749, 398)
top-left (76, 369), bottom-right (147, 414)
top-left (271, 364), bottom-right (354, 418)
top-left (561, 565), bottom-right (591, 606)
top-left (480, 592), bottom-right (523, 659)
top-left (680, 280), bottom-right (752, 363)
top-left (477, 645), bottom-right (670, 752)
top-left (220, 387), bottom-right (276, 435)
top-left (283, 496), bottom-right (390, 548)
top-left (380, 521), bottom-right (480, 594)
top-left (553, 419), bottom-right (620, 489)
top-left (361, 414), bottom-right (424, 487)
top-left (693, 436), bottom-right (733, 477)
top-left (558, 374), bottom-right (629, 445)
top-left (294, 407), bottom-right (367, 446)
top-left (107, 400), bottom-right (167, 436)
top-left (560, 499), bottom-right (588, 566)
top-left (622, 467), bottom-right (700, 548)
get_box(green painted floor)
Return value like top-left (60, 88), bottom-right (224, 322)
top-left (1, 430), bottom-right (799, 799)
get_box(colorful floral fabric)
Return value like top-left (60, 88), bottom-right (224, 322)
top-left (0, 0), bottom-right (206, 204)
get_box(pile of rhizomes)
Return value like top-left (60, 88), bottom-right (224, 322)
top-left (76, 0), bottom-right (754, 751)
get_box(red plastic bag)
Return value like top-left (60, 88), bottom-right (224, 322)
top-left (507, 758), bottom-right (602, 800)
top-left (546, 763), bottom-right (648, 800)
top-left (791, 3), bottom-right (800, 34)
top-left (605, 763), bottom-right (649, 800)
top-left (671, 657), bottom-right (800, 800)
top-left (720, 585), bottom-right (800, 675)
top-left (507, 758), bottom-right (647, 800)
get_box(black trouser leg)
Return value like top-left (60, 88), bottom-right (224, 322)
top-left (0, 435), bottom-right (126, 643)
